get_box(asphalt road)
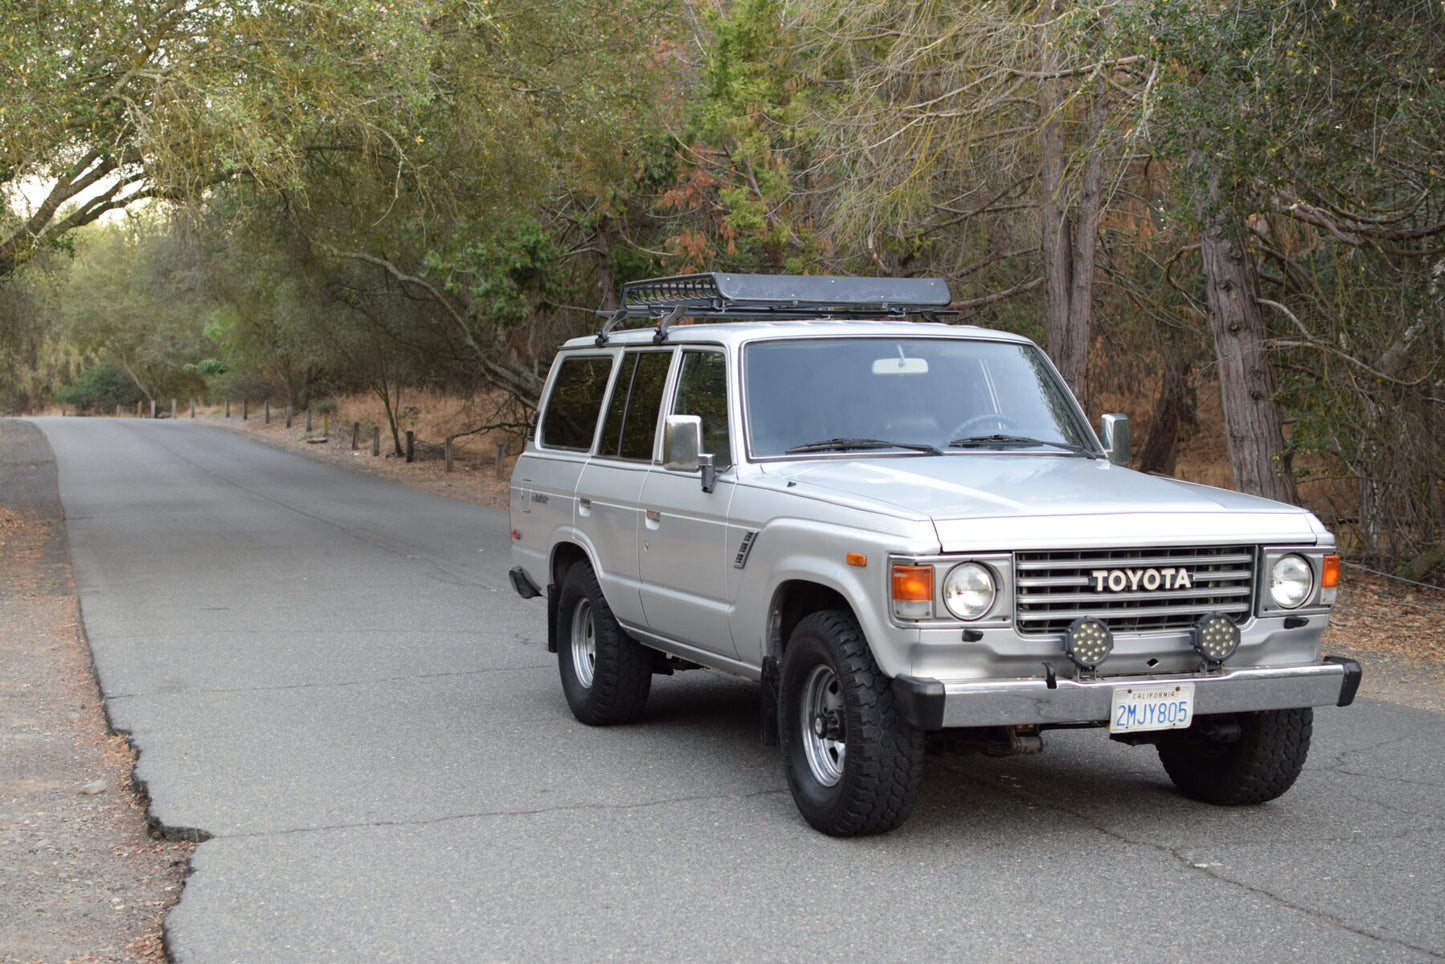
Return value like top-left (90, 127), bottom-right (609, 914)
top-left (26, 417), bottom-right (1445, 962)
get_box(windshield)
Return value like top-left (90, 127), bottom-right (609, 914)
top-left (743, 337), bottom-right (1097, 459)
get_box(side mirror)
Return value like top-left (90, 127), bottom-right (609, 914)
top-left (663, 415), bottom-right (717, 492)
top-left (1100, 413), bottom-right (1131, 466)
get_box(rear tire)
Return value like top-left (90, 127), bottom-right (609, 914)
top-left (556, 561), bottom-right (652, 725)
top-left (779, 610), bottom-right (924, 835)
top-left (1157, 708), bottom-right (1313, 805)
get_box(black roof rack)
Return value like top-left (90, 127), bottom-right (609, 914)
top-left (596, 273), bottom-right (955, 344)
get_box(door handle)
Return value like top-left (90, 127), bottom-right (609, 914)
top-left (645, 509), bottom-right (661, 524)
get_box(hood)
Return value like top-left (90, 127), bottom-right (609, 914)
top-left (763, 455), bottom-right (1329, 551)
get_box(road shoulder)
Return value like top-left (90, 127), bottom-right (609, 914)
top-left (0, 419), bottom-right (191, 964)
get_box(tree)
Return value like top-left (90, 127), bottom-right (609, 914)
top-left (0, 0), bottom-right (485, 278)
top-left (0, 247), bottom-right (78, 414)
top-left (657, 0), bottom-right (832, 274)
top-left (781, 0), bottom-right (1151, 396)
top-left (58, 218), bottom-right (211, 404)
top-left (1132, 0), bottom-right (1444, 560)
top-left (297, 0), bottom-right (685, 412)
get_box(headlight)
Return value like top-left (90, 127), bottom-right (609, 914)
top-left (1269, 553), bottom-right (1314, 609)
top-left (943, 562), bottom-right (996, 621)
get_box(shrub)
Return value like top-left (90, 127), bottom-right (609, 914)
top-left (56, 362), bottom-right (145, 414)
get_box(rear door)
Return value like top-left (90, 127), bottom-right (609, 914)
top-left (575, 348), bottom-right (673, 626)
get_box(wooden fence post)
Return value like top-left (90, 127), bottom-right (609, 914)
top-left (305, 408), bottom-right (313, 432)
top-left (285, 406), bottom-right (293, 428)
top-left (189, 398), bottom-right (196, 418)
top-left (265, 400), bottom-right (271, 424)
top-left (405, 431), bottom-right (415, 463)
top-left (149, 400), bottom-right (157, 419)
top-left (351, 422), bottom-right (359, 451)
top-left (224, 399), bottom-right (230, 418)
top-left (171, 398), bottom-right (177, 418)
top-left (242, 399), bottom-right (248, 421)
top-left (445, 437), bottom-right (454, 472)
top-left (322, 413), bottom-right (329, 438)
top-left (371, 425), bottom-right (380, 456)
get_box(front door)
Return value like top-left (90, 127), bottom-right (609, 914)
top-left (638, 349), bottom-right (738, 657)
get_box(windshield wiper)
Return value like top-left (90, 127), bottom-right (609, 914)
top-left (947, 434), bottom-right (1099, 458)
top-left (786, 437), bottom-right (942, 456)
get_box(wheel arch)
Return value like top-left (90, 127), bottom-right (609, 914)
top-left (550, 540), bottom-right (592, 589)
top-left (547, 542), bottom-right (594, 654)
top-left (768, 580), bottom-right (852, 661)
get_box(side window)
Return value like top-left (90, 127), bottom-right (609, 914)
top-left (673, 350), bottom-right (731, 469)
top-left (539, 355), bottom-right (614, 451)
top-left (599, 351), bottom-right (673, 461)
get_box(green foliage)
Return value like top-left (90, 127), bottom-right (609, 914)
top-left (433, 221), bottom-right (560, 331)
top-left (1125, 0), bottom-right (1443, 223)
top-left (5, 0), bottom-right (1436, 566)
top-left (1116, 0), bottom-right (1445, 560)
top-left (55, 361), bottom-right (143, 414)
top-left (0, 253), bottom-right (79, 414)
top-left (184, 359), bottom-right (229, 378)
top-left (57, 218), bottom-right (212, 402)
top-left (0, 0), bottom-right (497, 276)
top-left (662, 0), bottom-right (826, 272)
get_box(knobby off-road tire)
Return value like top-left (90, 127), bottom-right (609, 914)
top-left (556, 561), bottom-right (652, 725)
top-left (779, 610), bottom-right (925, 836)
top-left (1157, 708), bottom-right (1313, 805)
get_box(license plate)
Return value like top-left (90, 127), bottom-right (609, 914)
top-left (1109, 682), bottom-right (1195, 733)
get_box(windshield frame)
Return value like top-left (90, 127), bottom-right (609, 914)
top-left (740, 333), bottom-right (1101, 463)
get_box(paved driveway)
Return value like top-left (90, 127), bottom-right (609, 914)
top-left (30, 417), bottom-right (1445, 962)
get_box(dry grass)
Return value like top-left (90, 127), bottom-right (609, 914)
top-left (196, 389), bottom-right (526, 470)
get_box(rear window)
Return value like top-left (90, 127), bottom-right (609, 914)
top-left (540, 355), bottom-right (614, 451)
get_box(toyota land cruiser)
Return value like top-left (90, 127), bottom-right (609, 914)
top-left (508, 273), bottom-right (1361, 836)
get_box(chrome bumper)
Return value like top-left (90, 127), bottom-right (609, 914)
top-left (892, 657), bottom-right (1362, 731)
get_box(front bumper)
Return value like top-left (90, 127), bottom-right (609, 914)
top-left (892, 656), bottom-right (1362, 731)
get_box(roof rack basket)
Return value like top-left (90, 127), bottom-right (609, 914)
top-left (596, 273), bottom-right (955, 344)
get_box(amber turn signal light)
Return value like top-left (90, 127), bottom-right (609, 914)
top-left (1322, 554), bottom-right (1341, 589)
top-left (891, 564), bottom-right (933, 602)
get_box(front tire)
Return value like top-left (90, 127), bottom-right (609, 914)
top-left (1157, 708), bottom-right (1313, 805)
top-left (555, 561), bottom-right (652, 725)
top-left (779, 610), bottom-right (924, 836)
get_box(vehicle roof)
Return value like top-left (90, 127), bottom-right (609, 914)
top-left (560, 319), bottom-right (1036, 352)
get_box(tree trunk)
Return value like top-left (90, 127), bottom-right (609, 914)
top-left (1138, 342), bottom-right (1197, 477)
top-left (594, 222), bottom-right (620, 311)
top-left (1038, 11), bottom-right (1079, 396)
top-left (1200, 217), bottom-right (1297, 504)
top-left (1037, 9), bottom-right (1102, 406)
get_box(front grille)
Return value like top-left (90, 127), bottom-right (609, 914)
top-left (1015, 545), bottom-right (1256, 635)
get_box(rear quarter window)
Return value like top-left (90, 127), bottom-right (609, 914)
top-left (540, 355), bottom-right (615, 451)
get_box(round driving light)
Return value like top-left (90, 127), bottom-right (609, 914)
top-left (1269, 554), bottom-right (1313, 609)
top-left (1063, 616), bottom-right (1114, 670)
top-left (1192, 613), bottom-right (1240, 664)
top-left (942, 563), bottom-right (996, 621)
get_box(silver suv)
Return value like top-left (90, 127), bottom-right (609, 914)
top-left (508, 273), bottom-right (1361, 836)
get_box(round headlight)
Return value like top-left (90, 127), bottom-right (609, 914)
top-left (1269, 554), bottom-right (1314, 609)
top-left (943, 562), bottom-right (996, 621)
